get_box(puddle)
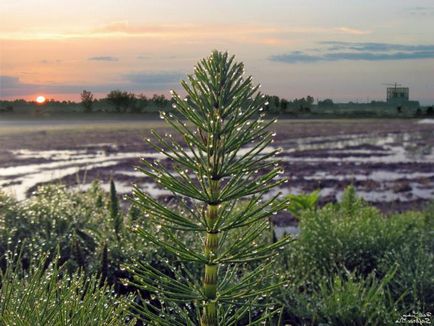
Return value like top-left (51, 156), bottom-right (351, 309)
top-left (1, 129), bottom-right (433, 211)
top-left (1, 150), bottom-right (163, 200)
top-left (418, 119), bottom-right (434, 124)
top-left (302, 171), bottom-right (434, 182)
top-left (274, 225), bottom-right (300, 239)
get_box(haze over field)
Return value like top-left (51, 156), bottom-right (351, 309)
top-left (1, 0), bottom-right (434, 104)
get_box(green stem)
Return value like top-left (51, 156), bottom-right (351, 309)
top-left (202, 180), bottom-right (219, 326)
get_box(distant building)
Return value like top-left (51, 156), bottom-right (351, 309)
top-left (387, 87), bottom-right (409, 103)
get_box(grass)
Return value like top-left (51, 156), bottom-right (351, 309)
top-left (0, 253), bottom-right (135, 325)
top-left (0, 184), bottom-right (432, 324)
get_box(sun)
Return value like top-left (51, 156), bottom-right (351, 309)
top-left (36, 95), bottom-right (46, 104)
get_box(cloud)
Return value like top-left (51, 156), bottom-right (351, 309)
top-left (123, 72), bottom-right (183, 87)
top-left (270, 41), bottom-right (434, 64)
top-left (0, 75), bottom-right (20, 88)
top-left (93, 21), bottom-right (191, 35)
top-left (0, 71), bottom-right (185, 98)
top-left (137, 55), bottom-right (151, 60)
top-left (0, 21), bottom-right (370, 42)
top-left (333, 27), bottom-right (370, 35)
top-left (1, 75), bottom-right (102, 97)
top-left (322, 41), bottom-right (434, 52)
top-left (40, 59), bottom-right (62, 64)
top-left (88, 56), bottom-right (119, 62)
top-left (408, 6), bottom-right (434, 16)
top-left (271, 51), bottom-right (321, 63)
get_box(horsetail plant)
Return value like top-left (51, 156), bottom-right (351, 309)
top-left (130, 50), bottom-right (292, 325)
top-left (110, 179), bottom-right (122, 241)
top-left (0, 253), bottom-right (135, 325)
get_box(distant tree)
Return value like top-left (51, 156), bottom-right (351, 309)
top-left (271, 95), bottom-right (280, 108)
top-left (280, 98), bottom-right (289, 111)
top-left (11, 99), bottom-right (25, 105)
top-left (106, 90), bottom-right (135, 112)
top-left (426, 106), bottom-right (434, 116)
top-left (293, 97), bottom-right (309, 112)
top-left (131, 94), bottom-right (149, 113)
top-left (306, 95), bottom-right (314, 106)
top-left (80, 90), bottom-right (94, 113)
top-left (318, 98), bottom-right (334, 107)
top-left (263, 95), bottom-right (280, 114)
top-left (151, 94), bottom-right (169, 108)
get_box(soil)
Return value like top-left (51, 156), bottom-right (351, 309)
top-left (0, 118), bottom-right (433, 215)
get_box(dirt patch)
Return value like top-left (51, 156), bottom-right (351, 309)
top-left (1, 118), bottom-right (433, 213)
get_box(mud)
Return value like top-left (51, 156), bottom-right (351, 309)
top-left (0, 119), bottom-right (433, 214)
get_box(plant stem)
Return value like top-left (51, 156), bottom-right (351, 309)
top-left (201, 180), bottom-right (219, 326)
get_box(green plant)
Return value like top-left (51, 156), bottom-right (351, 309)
top-left (0, 184), bottom-right (104, 272)
top-left (285, 190), bottom-right (319, 219)
top-left (311, 268), bottom-right (399, 325)
top-left (340, 185), bottom-right (364, 215)
top-left (0, 255), bottom-right (134, 325)
top-left (130, 50), bottom-right (292, 325)
top-left (110, 179), bottom-right (123, 241)
top-left (379, 237), bottom-right (434, 312)
top-left (289, 187), bottom-right (427, 277)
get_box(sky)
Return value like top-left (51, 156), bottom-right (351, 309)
top-left (1, 0), bottom-right (434, 104)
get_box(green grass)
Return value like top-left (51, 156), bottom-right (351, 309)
top-left (0, 254), bottom-right (135, 326)
top-left (0, 185), bottom-right (433, 324)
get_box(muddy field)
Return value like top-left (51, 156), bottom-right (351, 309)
top-left (0, 118), bottom-right (433, 216)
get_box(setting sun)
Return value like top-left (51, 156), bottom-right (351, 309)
top-left (36, 95), bottom-right (46, 104)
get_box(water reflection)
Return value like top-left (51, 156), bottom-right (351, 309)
top-left (0, 131), bottom-right (433, 209)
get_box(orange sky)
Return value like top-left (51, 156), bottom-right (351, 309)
top-left (1, 0), bottom-right (434, 104)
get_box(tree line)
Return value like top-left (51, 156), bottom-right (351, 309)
top-left (4, 90), bottom-right (432, 116)
top-left (80, 90), bottom-right (327, 114)
top-left (81, 90), bottom-right (171, 113)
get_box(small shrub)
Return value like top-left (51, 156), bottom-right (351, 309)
top-left (379, 237), bottom-right (434, 312)
top-left (291, 187), bottom-right (427, 277)
top-left (284, 190), bottom-right (320, 219)
top-left (0, 183), bottom-right (147, 288)
top-left (311, 269), bottom-right (399, 325)
top-left (0, 184), bottom-right (106, 272)
top-left (0, 255), bottom-right (134, 325)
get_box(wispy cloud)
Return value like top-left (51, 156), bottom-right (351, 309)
top-left (0, 71), bottom-right (185, 98)
top-left (270, 41), bottom-right (434, 63)
top-left (0, 20), bottom-right (369, 42)
top-left (88, 56), bottom-right (119, 62)
top-left (0, 76), bottom-right (21, 88)
top-left (93, 21), bottom-right (195, 35)
top-left (332, 27), bottom-right (370, 35)
top-left (322, 41), bottom-right (434, 52)
top-left (408, 6), bottom-right (434, 16)
top-left (123, 72), bottom-right (183, 87)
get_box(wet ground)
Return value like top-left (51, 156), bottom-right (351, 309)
top-left (0, 118), bottom-right (433, 216)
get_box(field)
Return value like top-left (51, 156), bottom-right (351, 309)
top-left (1, 116), bottom-right (433, 324)
top-left (1, 118), bottom-right (433, 213)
